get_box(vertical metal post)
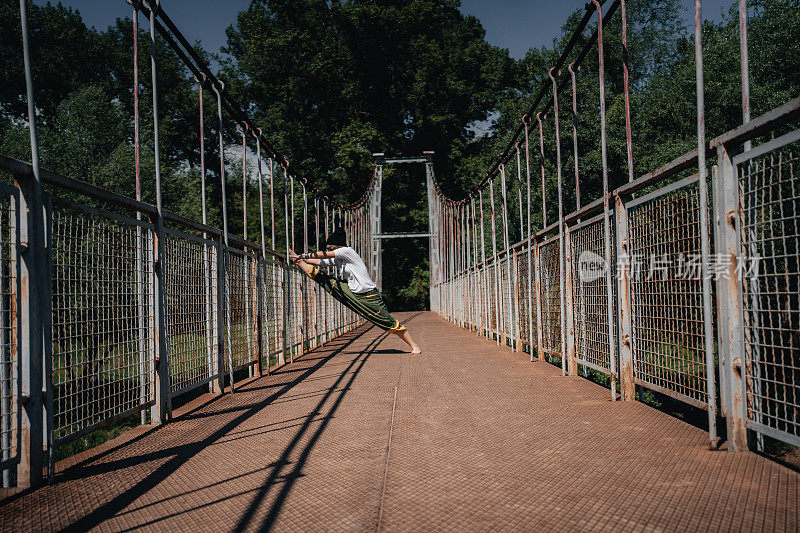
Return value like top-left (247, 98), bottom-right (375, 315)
top-left (535, 238), bottom-right (544, 363)
top-left (549, 67), bottom-right (568, 376)
top-left (324, 200), bottom-right (331, 341)
top-left (1, 191), bottom-right (11, 486)
top-left (488, 178), bottom-right (501, 345)
top-left (197, 75), bottom-right (216, 391)
top-left (372, 165), bottom-right (383, 291)
top-left (737, 0), bottom-right (763, 446)
top-left (536, 113), bottom-right (547, 228)
top-left (41, 197), bottom-right (53, 483)
top-left (695, 0), bottom-right (718, 448)
top-left (568, 61), bottom-right (582, 371)
top-left (290, 176), bottom-right (295, 253)
top-left (716, 143), bottom-right (747, 451)
top-left (568, 63), bottom-right (581, 212)
top-left (212, 81), bottom-right (235, 392)
top-left (470, 197), bottom-right (478, 332)
top-left (255, 133), bottom-right (267, 374)
top-left (240, 126), bottom-right (254, 378)
top-left (255, 246), bottom-right (263, 376)
top-left (523, 117), bottom-right (534, 361)
top-left (134, 5), bottom-right (151, 418)
top-left (712, 164), bottom-right (729, 417)
top-left (615, 195), bottom-right (634, 400)
top-left (443, 200), bottom-right (448, 317)
top-left (592, 0), bottom-right (618, 401)
top-left (426, 161), bottom-right (436, 311)
top-left (282, 164), bottom-right (290, 365)
top-left (564, 227), bottom-right (577, 375)
top-left (15, 0), bottom-right (46, 481)
top-left (739, 0), bottom-right (751, 152)
top-left (516, 145), bottom-right (525, 242)
top-left (215, 233), bottom-right (225, 390)
top-left (457, 203), bottom-right (462, 325)
top-left (269, 158), bottom-right (275, 250)
top-left (464, 199), bottom-right (469, 328)
top-left (479, 189), bottom-right (488, 339)
top-left (315, 195), bottom-right (321, 344)
top-left (148, 0), bottom-right (170, 422)
top-left (301, 183), bottom-right (308, 354)
top-left (621, 0), bottom-right (634, 183)
top-left (469, 201), bottom-right (476, 331)
top-left (499, 164), bottom-right (515, 349)
top-left (241, 126), bottom-right (248, 243)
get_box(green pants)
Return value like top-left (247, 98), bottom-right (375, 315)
top-left (307, 266), bottom-right (406, 334)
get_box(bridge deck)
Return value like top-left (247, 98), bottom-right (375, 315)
top-left (1, 311), bottom-right (798, 531)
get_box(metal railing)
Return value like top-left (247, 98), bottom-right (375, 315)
top-left (5, 0), bottom-right (799, 493)
top-left (430, 0), bottom-right (800, 456)
top-left (432, 98), bottom-right (800, 454)
top-left (3, 0), bottom-right (369, 488)
top-left (0, 155), bottom-right (364, 485)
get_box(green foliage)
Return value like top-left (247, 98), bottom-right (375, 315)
top-left (2, 0), bottom-right (800, 311)
top-left (223, 0), bottom-right (517, 309)
top-left (0, 2), bottom-right (216, 227)
top-left (489, 0), bottom-right (800, 222)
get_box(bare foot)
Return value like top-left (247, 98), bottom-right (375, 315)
top-left (410, 346), bottom-right (421, 354)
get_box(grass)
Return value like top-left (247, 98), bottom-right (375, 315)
top-left (47, 315), bottom-right (341, 466)
top-left (55, 411), bottom-right (145, 462)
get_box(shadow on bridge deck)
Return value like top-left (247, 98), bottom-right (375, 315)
top-left (0, 311), bottom-right (797, 531)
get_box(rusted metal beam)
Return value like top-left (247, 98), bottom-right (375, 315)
top-left (614, 195), bottom-right (635, 401)
top-left (716, 143), bottom-right (748, 451)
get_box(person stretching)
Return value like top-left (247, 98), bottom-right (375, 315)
top-left (288, 226), bottom-right (421, 354)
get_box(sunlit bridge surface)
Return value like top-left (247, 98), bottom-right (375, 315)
top-left (3, 0), bottom-right (800, 529)
top-left (1, 312), bottom-right (797, 531)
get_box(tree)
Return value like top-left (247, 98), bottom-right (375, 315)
top-left (224, 0), bottom-right (517, 309)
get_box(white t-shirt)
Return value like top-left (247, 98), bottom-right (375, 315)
top-left (320, 246), bottom-right (377, 294)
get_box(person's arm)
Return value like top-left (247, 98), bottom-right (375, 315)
top-left (288, 248), bottom-right (334, 267)
top-left (301, 250), bottom-right (336, 260)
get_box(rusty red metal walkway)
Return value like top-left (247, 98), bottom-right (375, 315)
top-left (1, 311), bottom-right (798, 531)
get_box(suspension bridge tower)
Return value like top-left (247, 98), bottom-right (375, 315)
top-left (370, 151), bottom-right (435, 295)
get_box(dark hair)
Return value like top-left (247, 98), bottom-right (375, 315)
top-left (325, 226), bottom-right (346, 247)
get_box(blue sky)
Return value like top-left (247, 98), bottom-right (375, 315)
top-left (34, 0), bottom-right (732, 62)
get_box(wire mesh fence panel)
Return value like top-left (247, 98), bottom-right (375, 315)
top-left (306, 278), bottom-right (318, 349)
top-left (302, 274), bottom-right (315, 349)
top-left (737, 134), bottom-right (800, 445)
top-left (314, 280), bottom-right (327, 339)
top-left (459, 274), bottom-right (467, 326)
top-left (164, 230), bottom-right (218, 396)
top-left (277, 262), bottom-right (291, 360)
top-left (0, 190), bottom-right (17, 470)
top-left (515, 245), bottom-right (536, 349)
top-left (262, 259), bottom-right (283, 367)
top-left (569, 215), bottom-right (618, 374)
top-left (49, 201), bottom-right (154, 445)
top-left (469, 269), bottom-right (479, 330)
top-left (226, 248), bottom-right (257, 371)
top-left (539, 237), bottom-right (562, 356)
top-left (487, 261), bottom-right (498, 336)
top-left (627, 177), bottom-right (709, 408)
top-left (499, 256), bottom-right (513, 342)
top-left (476, 266), bottom-right (488, 335)
top-left (289, 268), bottom-right (304, 353)
top-left (450, 278), bottom-right (456, 323)
top-left (321, 269), bottom-right (332, 338)
top-left (326, 282), bottom-right (333, 337)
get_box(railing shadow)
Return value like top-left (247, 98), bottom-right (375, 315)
top-left (234, 330), bottom-right (389, 531)
top-left (54, 323), bottom-right (375, 532)
top-left (239, 311), bottom-right (423, 531)
top-left (87, 312), bottom-right (423, 532)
